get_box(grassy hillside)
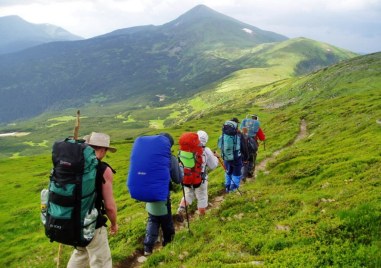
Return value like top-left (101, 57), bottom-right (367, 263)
top-left (0, 38), bottom-right (356, 159)
top-left (0, 53), bottom-right (380, 267)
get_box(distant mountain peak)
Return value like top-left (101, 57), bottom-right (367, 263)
top-left (184, 4), bottom-right (218, 16)
top-left (0, 15), bottom-right (83, 54)
top-left (170, 4), bottom-right (228, 24)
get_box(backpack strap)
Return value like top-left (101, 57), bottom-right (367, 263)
top-left (95, 161), bottom-right (116, 228)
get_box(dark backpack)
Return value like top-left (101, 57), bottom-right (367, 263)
top-left (127, 135), bottom-right (171, 202)
top-left (222, 120), bottom-right (238, 136)
top-left (42, 138), bottom-right (99, 247)
top-left (218, 120), bottom-right (241, 161)
top-left (178, 132), bottom-right (204, 188)
top-left (247, 136), bottom-right (258, 154)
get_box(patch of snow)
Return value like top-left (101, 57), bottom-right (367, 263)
top-left (156, 95), bottom-right (166, 101)
top-left (242, 28), bottom-right (253, 34)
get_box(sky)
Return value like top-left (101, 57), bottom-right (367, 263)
top-left (0, 0), bottom-right (380, 54)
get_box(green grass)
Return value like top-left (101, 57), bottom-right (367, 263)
top-left (0, 52), bottom-right (380, 267)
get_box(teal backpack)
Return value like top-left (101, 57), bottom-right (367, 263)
top-left (218, 120), bottom-right (241, 161)
top-left (41, 138), bottom-right (99, 247)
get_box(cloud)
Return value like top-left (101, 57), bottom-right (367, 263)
top-left (0, 0), bottom-right (380, 53)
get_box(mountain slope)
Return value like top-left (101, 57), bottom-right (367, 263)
top-left (0, 15), bottom-right (83, 54)
top-left (0, 53), bottom-right (379, 267)
top-left (0, 5), bottom-right (356, 124)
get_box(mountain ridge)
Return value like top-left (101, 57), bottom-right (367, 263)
top-left (0, 5), bottom-right (356, 124)
top-left (0, 15), bottom-right (83, 54)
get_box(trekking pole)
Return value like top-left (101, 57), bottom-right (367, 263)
top-left (229, 175), bottom-right (242, 195)
top-left (216, 154), bottom-right (226, 170)
top-left (181, 184), bottom-right (191, 233)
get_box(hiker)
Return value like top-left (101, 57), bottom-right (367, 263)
top-left (142, 133), bottom-right (183, 256)
top-left (176, 130), bottom-right (219, 220)
top-left (251, 126), bottom-right (266, 175)
top-left (240, 114), bottom-right (260, 138)
top-left (240, 127), bottom-right (257, 182)
top-left (67, 132), bottom-right (118, 268)
top-left (241, 114), bottom-right (265, 177)
top-left (218, 118), bottom-right (248, 192)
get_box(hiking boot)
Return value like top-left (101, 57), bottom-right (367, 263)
top-left (175, 213), bottom-right (184, 223)
top-left (144, 251), bottom-right (152, 256)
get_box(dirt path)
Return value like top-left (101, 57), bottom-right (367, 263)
top-left (255, 119), bottom-right (307, 173)
top-left (117, 119), bottom-right (308, 268)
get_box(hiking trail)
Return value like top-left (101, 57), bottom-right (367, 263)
top-left (116, 119), bottom-right (308, 268)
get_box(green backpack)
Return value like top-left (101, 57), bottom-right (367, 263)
top-left (41, 138), bottom-right (99, 247)
top-left (178, 150), bottom-right (196, 168)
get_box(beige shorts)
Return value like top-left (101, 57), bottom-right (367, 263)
top-left (67, 226), bottom-right (112, 268)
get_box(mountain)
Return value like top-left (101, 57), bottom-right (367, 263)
top-left (0, 15), bottom-right (83, 54)
top-left (0, 5), bottom-right (356, 124)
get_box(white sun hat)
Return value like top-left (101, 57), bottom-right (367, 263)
top-left (86, 132), bottom-right (117, 153)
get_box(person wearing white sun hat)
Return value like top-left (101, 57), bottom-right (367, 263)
top-left (67, 132), bottom-right (118, 268)
top-left (176, 130), bottom-right (219, 220)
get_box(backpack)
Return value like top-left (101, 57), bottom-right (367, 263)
top-left (218, 120), bottom-right (241, 161)
top-left (241, 118), bottom-right (260, 137)
top-left (222, 120), bottom-right (238, 136)
top-left (43, 138), bottom-right (99, 247)
top-left (178, 132), bottom-right (204, 188)
top-left (127, 135), bottom-right (171, 202)
top-left (247, 136), bottom-right (258, 154)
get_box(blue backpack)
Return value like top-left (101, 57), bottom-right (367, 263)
top-left (241, 118), bottom-right (260, 137)
top-left (218, 120), bottom-right (241, 161)
top-left (127, 135), bottom-right (171, 202)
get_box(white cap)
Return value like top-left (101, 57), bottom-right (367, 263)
top-left (197, 130), bottom-right (208, 146)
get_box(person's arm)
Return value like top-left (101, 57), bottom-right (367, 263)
top-left (205, 147), bottom-right (219, 170)
top-left (102, 167), bottom-right (118, 235)
top-left (256, 127), bottom-right (266, 141)
top-left (170, 155), bottom-right (183, 184)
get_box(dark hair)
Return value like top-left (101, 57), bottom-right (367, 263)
top-left (159, 132), bottom-right (174, 146)
top-left (231, 117), bottom-right (239, 123)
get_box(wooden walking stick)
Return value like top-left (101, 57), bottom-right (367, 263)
top-left (73, 110), bottom-right (80, 140)
top-left (57, 243), bottom-right (62, 268)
